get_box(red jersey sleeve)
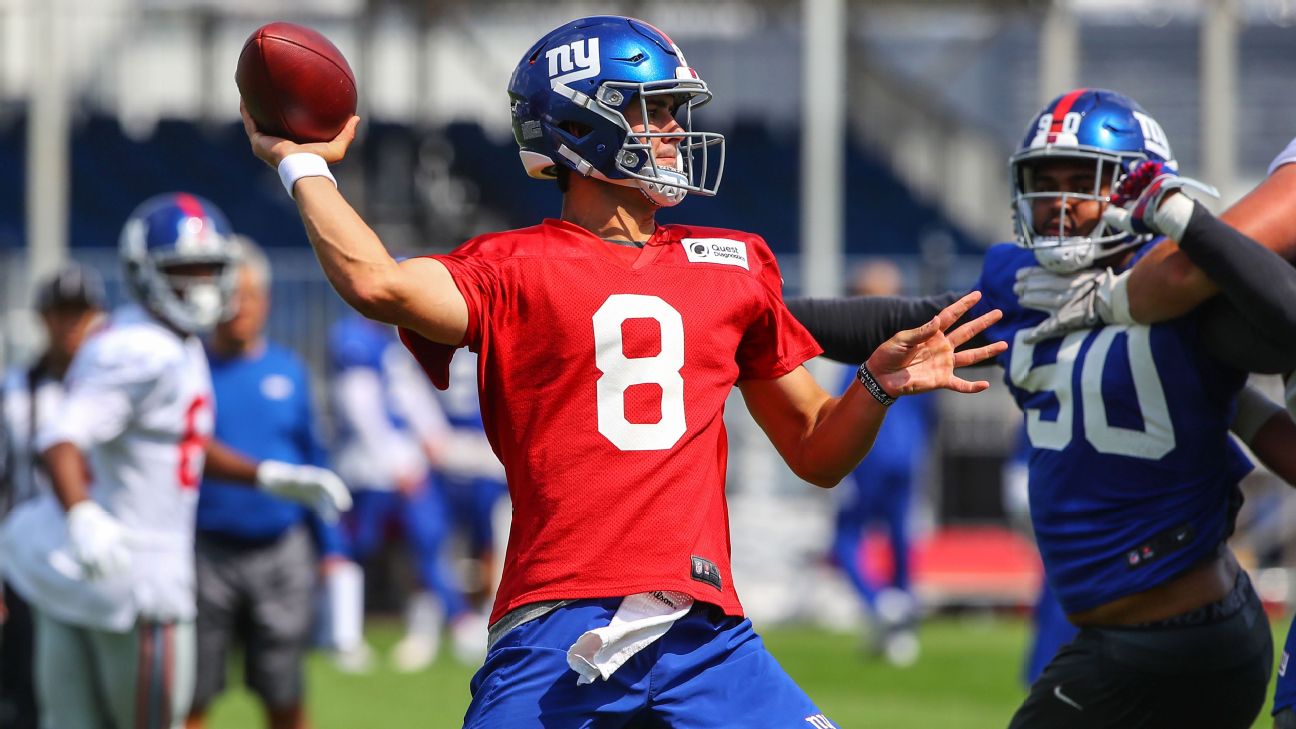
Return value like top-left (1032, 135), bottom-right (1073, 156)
top-left (735, 238), bottom-right (823, 381)
top-left (397, 239), bottom-right (503, 390)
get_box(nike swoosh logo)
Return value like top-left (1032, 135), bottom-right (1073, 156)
top-left (1053, 685), bottom-right (1083, 711)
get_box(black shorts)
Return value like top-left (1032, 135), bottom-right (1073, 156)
top-left (0, 582), bottom-right (38, 729)
top-left (192, 526), bottom-right (318, 710)
top-left (1009, 570), bottom-right (1272, 729)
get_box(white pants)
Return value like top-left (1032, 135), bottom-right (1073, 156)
top-left (35, 611), bottom-right (195, 729)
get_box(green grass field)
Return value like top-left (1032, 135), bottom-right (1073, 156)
top-left (205, 616), bottom-right (1284, 728)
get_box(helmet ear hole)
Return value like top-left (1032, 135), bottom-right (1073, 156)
top-left (558, 121), bottom-right (593, 139)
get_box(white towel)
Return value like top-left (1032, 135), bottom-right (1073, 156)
top-left (566, 591), bottom-right (694, 685)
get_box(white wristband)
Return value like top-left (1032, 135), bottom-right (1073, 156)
top-left (1267, 136), bottom-right (1296, 177)
top-left (277, 153), bottom-right (337, 199)
top-left (1153, 193), bottom-right (1194, 243)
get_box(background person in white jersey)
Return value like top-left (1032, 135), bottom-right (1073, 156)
top-left (0, 192), bottom-right (351, 729)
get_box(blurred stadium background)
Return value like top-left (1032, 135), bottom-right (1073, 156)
top-left (1, 0), bottom-right (1295, 725)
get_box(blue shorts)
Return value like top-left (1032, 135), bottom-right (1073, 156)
top-left (464, 598), bottom-right (837, 728)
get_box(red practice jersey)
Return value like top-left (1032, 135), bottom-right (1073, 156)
top-left (400, 219), bottom-right (822, 624)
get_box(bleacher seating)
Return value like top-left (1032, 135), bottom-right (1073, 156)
top-left (0, 117), bottom-right (24, 250)
top-left (443, 119), bottom-right (980, 256)
top-left (1, 114), bottom-right (979, 257)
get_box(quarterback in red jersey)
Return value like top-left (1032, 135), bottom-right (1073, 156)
top-left (243, 14), bottom-right (1004, 727)
top-left (402, 220), bottom-right (824, 625)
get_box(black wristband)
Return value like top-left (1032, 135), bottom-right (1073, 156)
top-left (856, 362), bottom-right (895, 407)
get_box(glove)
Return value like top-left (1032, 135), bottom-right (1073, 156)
top-left (256, 461), bottom-right (353, 523)
top-left (1014, 266), bottom-right (1107, 314)
top-left (1101, 160), bottom-right (1218, 242)
top-left (1013, 265), bottom-right (1134, 344)
top-left (66, 501), bottom-right (132, 580)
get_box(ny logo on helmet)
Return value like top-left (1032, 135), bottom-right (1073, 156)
top-left (547, 38), bottom-right (601, 92)
top-left (1132, 111), bottom-right (1171, 162)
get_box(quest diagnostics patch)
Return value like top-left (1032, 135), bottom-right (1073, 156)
top-left (683, 238), bottom-right (749, 270)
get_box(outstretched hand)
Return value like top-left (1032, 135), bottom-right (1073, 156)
top-left (240, 100), bottom-right (360, 168)
top-left (866, 291), bottom-right (1007, 397)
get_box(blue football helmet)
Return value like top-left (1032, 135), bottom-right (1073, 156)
top-left (1010, 88), bottom-right (1176, 272)
top-left (119, 193), bottom-right (239, 334)
top-left (508, 15), bottom-right (725, 207)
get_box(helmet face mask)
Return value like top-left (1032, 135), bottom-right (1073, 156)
top-left (120, 193), bottom-right (239, 335)
top-left (1012, 149), bottom-right (1131, 273)
top-left (509, 16), bottom-right (726, 207)
top-left (603, 80), bottom-right (723, 206)
top-left (1010, 89), bottom-right (1175, 273)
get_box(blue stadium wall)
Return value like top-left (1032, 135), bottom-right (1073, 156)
top-left (0, 114), bottom-right (981, 256)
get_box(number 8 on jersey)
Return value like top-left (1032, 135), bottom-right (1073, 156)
top-left (593, 294), bottom-right (686, 451)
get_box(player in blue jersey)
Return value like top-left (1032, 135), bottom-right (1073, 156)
top-left (829, 262), bottom-right (932, 666)
top-left (188, 239), bottom-right (348, 729)
top-left (427, 349), bottom-right (507, 607)
top-left (833, 362), bottom-right (930, 666)
top-left (969, 88), bottom-right (1284, 729)
top-left (790, 89), bottom-right (1296, 728)
top-left (1100, 154), bottom-right (1296, 729)
top-left (1009, 133), bottom-right (1296, 727)
top-left (327, 313), bottom-right (482, 670)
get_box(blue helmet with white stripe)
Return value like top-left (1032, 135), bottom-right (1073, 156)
top-left (1010, 88), bottom-right (1176, 272)
top-left (119, 193), bottom-right (239, 334)
top-left (507, 15), bottom-right (725, 207)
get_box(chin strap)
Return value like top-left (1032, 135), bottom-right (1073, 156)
top-left (638, 168), bottom-right (688, 207)
top-left (592, 167), bottom-right (689, 208)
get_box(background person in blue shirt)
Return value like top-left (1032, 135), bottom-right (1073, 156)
top-left (830, 262), bottom-right (932, 667)
top-left (187, 238), bottom-right (347, 729)
top-left (430, 348), bottom-right (507, 609)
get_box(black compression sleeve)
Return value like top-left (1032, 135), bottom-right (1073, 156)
top-left (1179, 202), bottom-right (1296, 339)
top-left (785, 293), bottom-right (962, 364)
top-left (1175, 202), bottom-right (1296, 372)
top-left (1199, 298), bottom-right (1296, 374)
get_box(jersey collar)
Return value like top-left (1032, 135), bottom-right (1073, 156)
top-left (543, 218), bottom-right (671, 271)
